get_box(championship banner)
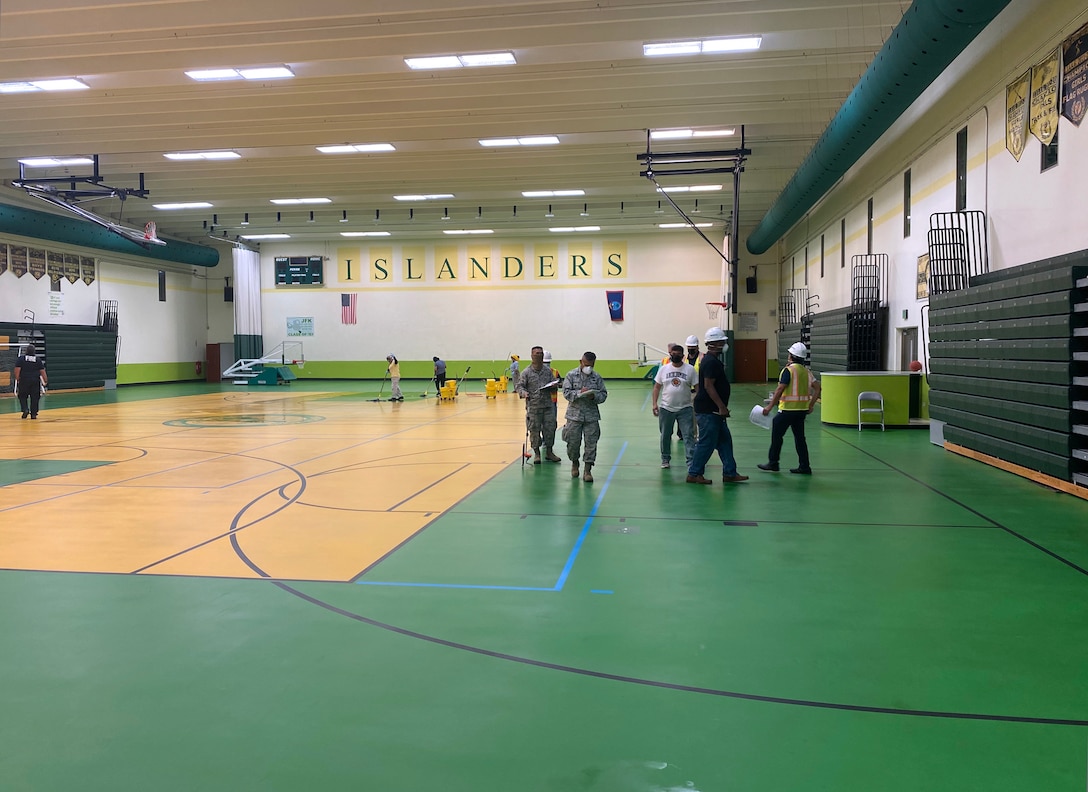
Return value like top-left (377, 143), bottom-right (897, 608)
top-left (1006, 69), bottom-right (1031, 161)
top-left (606, 289), bottom-right (624, 321)
top-left (10, 246), bottom-right (28, 277)
top-left (46, 253), bottom-right (64, 284)
top-left (80, 257), bottom-right (96, 285)
top-left (28, 248), bottom-right (46, 280)
top-left (1062, 22), bottom-right (1088, 126)
top-left (1029, 47), bottom-right (1061, 145)
top-left (0, 243), bottom-right (8, 276)
top-left (63, 254), bottom-right (81, 283)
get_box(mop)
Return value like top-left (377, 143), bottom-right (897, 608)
top-left (367, 370), bottom-right (388, 402)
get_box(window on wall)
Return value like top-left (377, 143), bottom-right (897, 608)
top-left (820, 234), bottom-right (825, 278)
top-left (1041, 129), bottom-right (1059, 172)
top-left (840, 218), bottom-right (846, 268)
top-left (866, 199), bottom-right (873, 254)
top-left (903, 169), bottom-right (911, 238)
top-left (955, 126), bottom-right (967, 211)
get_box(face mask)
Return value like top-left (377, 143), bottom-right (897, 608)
top-left (670, 353), bottom-right (683, 364)
top-left (581, 365), bottom-right (593, 375)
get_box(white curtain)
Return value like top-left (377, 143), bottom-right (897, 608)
top-left (232, 247), bottom-right (263, 359)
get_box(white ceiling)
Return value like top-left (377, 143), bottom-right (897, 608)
top-left (0, 0), bottom-right (906, 251)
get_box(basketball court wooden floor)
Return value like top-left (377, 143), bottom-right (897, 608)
top-left (1, 381), bottom-right (1086, 791)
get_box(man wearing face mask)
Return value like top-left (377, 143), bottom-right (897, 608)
top-left (516, 345), bottom-right (562, 464)
top-left (562, 351), bottom-right (608, 483)
top-left (652, 343), bottom-right (697, 469)
top-left (687, 327), bottom-right (748, 485)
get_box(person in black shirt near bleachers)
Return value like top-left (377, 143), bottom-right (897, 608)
top-left (14, 344), bottom-right (48, 420)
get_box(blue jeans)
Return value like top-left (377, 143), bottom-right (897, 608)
top-left (688, 413), bottom-right (738, 477)
top-left (659, 406), bottom-right (695, 466)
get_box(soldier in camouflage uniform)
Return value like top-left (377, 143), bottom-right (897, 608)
top-left (562, 351), bottom-right (608, 483)
top-left (516, 346), bottom-right (562, 464)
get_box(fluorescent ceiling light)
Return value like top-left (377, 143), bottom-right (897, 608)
top-left (405, 56), bottom-right (462, 70)
top-left (153, 202), bottom-right (214, 210)
top-left (549, 226), bottom-right (600, 233)
top-left (650, 128), bottom-right (736, 140)
top-left (458, 52), bottom-right (516, 67)
top-left (393, 194), bottom-right (454, 201)
top-left (241, 234), bottom-right (291, 240)
top-left (316, 143), bottom-right (396, 154)
top-left (405, 52), bottom-right (516, 70)
top-left (185, 66), bottom-right (293, 81)
top-left (18, 157), bottom-right (95, 167)
top-left (238, 66), bottom-right (294, 80)
top-left (657, 185), bottom-right (723, 193)
top-left (443, 229), bottom-right (494, 235)
top-left (644, 36), bottom-right (761, 57)
top-left (1, 78), bottom-right (89, 93)
top-left (164, 151), bottom-right (241, 160)
top-left (270, 198), bottom-right (332, 205)
top-left (521, 189), bottom-right (585, 198)
top-left (341, 231), bottom-right (391, 237)
top-left (701, 36), bottom-right (762, 53)
top-left (479, 136), bottom-right (560, 148)
top-left (659, 222), bottom-right (714, 229)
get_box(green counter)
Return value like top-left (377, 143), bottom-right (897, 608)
top-left (819, 371), bottom-right (923, 427)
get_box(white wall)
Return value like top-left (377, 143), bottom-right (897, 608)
top-left (772, 4), bottom-right (1088, 370)
top-left (255, 233), bottom-right (729, 364)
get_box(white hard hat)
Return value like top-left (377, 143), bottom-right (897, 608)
top-left (542, 350), bottom-right (552, 362)
top-left (704, 327), bottom-right (727, 344)
top-left (386, 353), bottom-right (395, 359)
top-left (788, 342), bottom-right (809, 359)
top-left (685, 335), bottom-right (700, 347)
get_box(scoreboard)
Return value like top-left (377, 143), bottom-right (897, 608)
top-left (274, 256), bottom-right (324, 286)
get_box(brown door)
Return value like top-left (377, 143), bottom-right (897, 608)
top-left (733, 338), bottom-right (768, 383)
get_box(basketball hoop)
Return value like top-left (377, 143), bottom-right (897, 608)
top-left (706, 301), bottom-right (728, 320)
top-left (292, 359), bottom-right (305, 370)
top-left (144, 221), bottom-right (159, 243)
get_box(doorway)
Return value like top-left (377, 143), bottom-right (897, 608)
top-left (733, 338), bottom-right (768, 383)
top-left (899, 327), bottom-right (919, 370)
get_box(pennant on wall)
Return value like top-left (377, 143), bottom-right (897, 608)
top-left (11, 246), bottom-right (28, 277)
top-left (606, 290), bottom-right (624, 322)
top-left (80, 257), bottom-right (96, 286)
top-left (1006, 69), bottom-right (1031, 161)
top-left (28, 248), bottom-right (46, 280)
top-left (1062, 21), bottom-right (1088, 126)
top-left (0, 243), bottom-right (8, 276)
top-left (1029, 47), bottom-right (1061, 145)
top-left (340, 292), bottom-right (357, 324)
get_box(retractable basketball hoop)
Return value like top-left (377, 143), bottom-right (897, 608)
top-left (705, 301), bottom-right (728, 321)
top-left (144, 221), bottom-right (160, 243)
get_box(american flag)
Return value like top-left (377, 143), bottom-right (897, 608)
top-left (341, 293), bottom-right (357, 324)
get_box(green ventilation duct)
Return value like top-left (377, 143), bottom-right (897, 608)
top-left (746, 0), bottom-right (1013, 255)
top-left (0, 201), bottom-right (219, 267)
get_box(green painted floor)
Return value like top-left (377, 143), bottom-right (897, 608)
top-left (2, 380), bottom-right (1087, 791)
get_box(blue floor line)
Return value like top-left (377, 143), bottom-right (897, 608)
top-left (552, 442), bottom-right (628, 591)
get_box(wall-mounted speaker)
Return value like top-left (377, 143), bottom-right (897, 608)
top-left (224, 286), bottom-right (234, 303)
top-left (745, 276), bottom-right (758, 294)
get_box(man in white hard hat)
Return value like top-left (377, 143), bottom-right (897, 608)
top-left (385, 354), bottom-right (403, 401)
top-left (757, 342), bottom-right (819, 474)
top-left (687, 328), bottom-right (748, 484)
top-left (517, 345), bottom-right (562, 464)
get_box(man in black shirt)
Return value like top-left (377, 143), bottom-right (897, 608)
top-left (14, 344), bottom-right (48, 420)
top-left (686, 328), bottom-right (748, 484)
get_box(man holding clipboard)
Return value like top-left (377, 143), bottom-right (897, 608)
top-left (516, 345), bottom-right (562, 464)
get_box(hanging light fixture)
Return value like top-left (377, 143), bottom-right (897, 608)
top-left (655, 200), bottom-right (664, 214)
top-left (241, 213), bottom-right (250, 226)
top-left (545, 204), bottom-right (554, 218)
top-left (580, 203), bottom-right (589, 217)
top-left (476, 205), bottom-right (482, 219)
top-left (276, 212), bottom-right (282, 223)
top-left (692, 199), bottom-right (701, 214)
top-left (374, 209), bottom-right (381, 223)
top-left (340, 210), bottom-right (348, 223)
top-left (308, 211), bottom-right (315, 223)
top-left (442, 207), bottom-right (451, 220)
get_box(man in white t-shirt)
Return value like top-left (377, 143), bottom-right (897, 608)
top-left (651, 343), bottom-right (697, 469)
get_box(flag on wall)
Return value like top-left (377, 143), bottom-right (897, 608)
top-left (341, 293), bottom-right (357, 324)
top-left (606, 290), bottom-right (624, 322)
